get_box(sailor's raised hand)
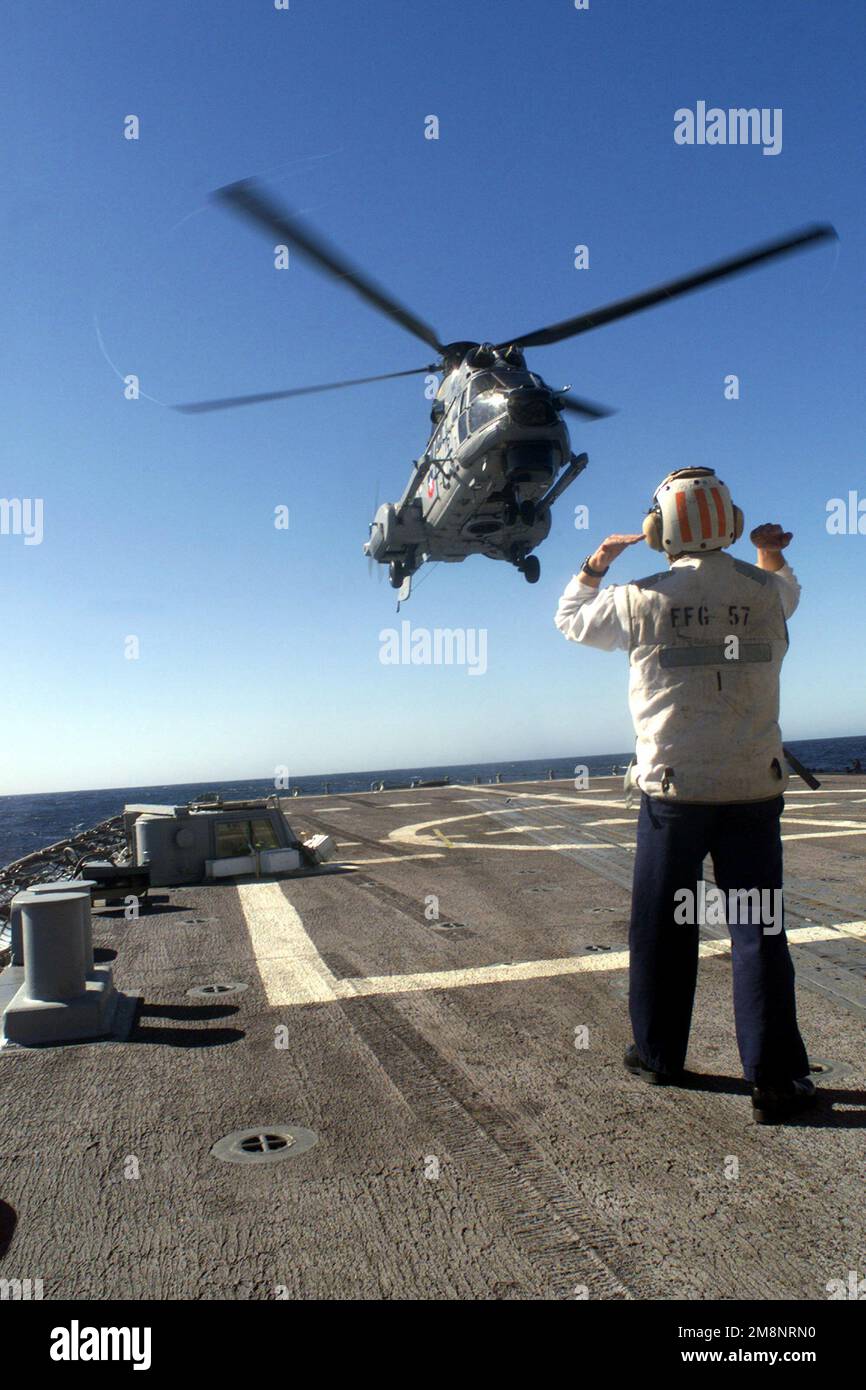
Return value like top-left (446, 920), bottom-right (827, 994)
top-left (750, 522), bottom-right (793, 551)
top-left (590, 534), bottom-right (644, 568)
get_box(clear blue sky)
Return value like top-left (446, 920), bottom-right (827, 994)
top-left (2, 0), bottom-right (864, 794)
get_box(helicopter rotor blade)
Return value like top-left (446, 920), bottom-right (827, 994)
top-left (175, 365), bottom-right (435, 414)
top-left (215, 179), bottom-right (446, 355)
top-left (500, 224), bottom-right (838, 351)
top-left (557, 392), bottom-right (615, 421)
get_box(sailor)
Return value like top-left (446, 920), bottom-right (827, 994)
top-left (554, 467), bottom-right (814, 1123)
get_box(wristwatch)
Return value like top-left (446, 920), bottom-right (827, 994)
top-left (580, 554), bottom-right (609, 578)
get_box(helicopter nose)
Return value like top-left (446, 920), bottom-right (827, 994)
top-left (507, 388), bottom-right (557, 427)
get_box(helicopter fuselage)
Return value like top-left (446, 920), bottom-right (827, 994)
top-left (364, 347), bottom-right (576, 587)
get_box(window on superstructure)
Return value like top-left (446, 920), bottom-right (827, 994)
top-left (215, 821), bottom-right (252, 857)
top-left (250, 818), bottom-right (280, 851)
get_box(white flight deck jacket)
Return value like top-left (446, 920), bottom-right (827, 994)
top-left (554, 550), bottom-right (801, 803)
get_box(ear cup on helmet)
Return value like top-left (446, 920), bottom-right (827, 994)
top-left (642, 511), bottom-right (664, 551)
top-left (732, 505), bottom-right (744, 541)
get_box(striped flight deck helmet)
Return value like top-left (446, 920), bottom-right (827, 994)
top-left (642, 467), bottom-right (744, 554)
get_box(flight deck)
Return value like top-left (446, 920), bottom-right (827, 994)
top-left (1, 775), bottom-right (864, 1300)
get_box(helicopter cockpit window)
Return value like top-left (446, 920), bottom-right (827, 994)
top-left (468, 372), bottom-right (498, 402)
top-left (468, 393), bottom-right (507, 432)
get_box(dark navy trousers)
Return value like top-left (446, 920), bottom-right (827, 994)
top-left (629, 792), bottom-right (809, 1085)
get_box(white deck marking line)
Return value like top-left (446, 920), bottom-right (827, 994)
top-left (395, 802), bottom-right (866, 852)
top-left (239, 882), bottom-right (866, 1008)
top-left (784, 789), bottom-right (866, 795)
top-left (389, 810), bottom-right (637, 854)
top-left (344, 852), bottom-right (445, 865)
top-left (782, 829), bottom-right (866, 841)
top-left (778, 811), bottom-right (866, 822)
top-left (480, 825), bottom-right (630, 847)
top-left (452, 785), bottom-right (624, 809)
top-left (237, 881), bottom-right (342, 1006)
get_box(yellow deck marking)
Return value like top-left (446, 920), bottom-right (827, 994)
top-left (239, 882), bottom-right (866, 1008)
top-left (433, 827), bottom-right (455, 848)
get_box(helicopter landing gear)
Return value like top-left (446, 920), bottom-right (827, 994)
top-left (500, 492), bottom-right (536, 528)
top-left (389, 560), bottom-right (406, 589)
top-left (516, 554), bottom-right (541, 584)
top-left (503, 492), bottom-right (537, 528)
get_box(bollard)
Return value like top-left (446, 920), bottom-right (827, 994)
top-left (20, 893), bottom-right (87, 1003)
top-left (27, 881), bottom-right (97, 974)
top-left (8, 900), bottom-right (24, 967)
top-left (8, 884), bottom-right (91, 968)
top-left (1, 888), bottom-right (128, 1046)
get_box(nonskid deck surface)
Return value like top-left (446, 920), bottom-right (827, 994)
top-left (1, 776), bottom-right (865, 1300)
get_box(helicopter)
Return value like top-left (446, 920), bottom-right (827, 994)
top-left (177, 180), bottom-right (836, 597)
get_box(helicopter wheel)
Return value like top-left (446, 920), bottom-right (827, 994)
top-left (518, 555), bottom-right (541, 584)
top-left (389, 561), bottom-right (406, 589)
top-left (519, 500), bottom-right (536, 526)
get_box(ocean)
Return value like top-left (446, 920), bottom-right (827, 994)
top-left (1, 736), bottom-right (864, 869)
